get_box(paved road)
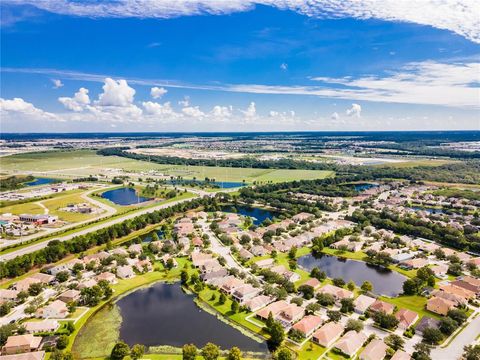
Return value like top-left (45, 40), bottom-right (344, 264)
top-left (431, 308), bottom-right (480, 360)
top-left (1, 195), bottom-right (200, 261)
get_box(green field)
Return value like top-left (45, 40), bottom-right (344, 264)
top-left (1, 150), bottom-right (334, 183)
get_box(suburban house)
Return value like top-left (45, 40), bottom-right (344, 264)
top-left (291, 315), bottom-right (324, 337)
top-left (292, 212), bottom-right (314, 223)
top-left (431, 289), bottom-right (468, 306)
top-left (244, 295), bottom-right (273, 312)
top-left (334, 330), bottom-right (367, 357)
top-left (0, 351), bottom-right (46, 360)
top-left (0, 289), bottom-right (19, 303)
top-left (116, 265), bottom-right (135, 279)
top-left (24, 320), bottom-right (60, 334)
top-left (401, 258), bottom-right (429, 269)
top-left (395, 309), bottom-right (419, 329)
top-left (359, 339), bottom-right (388, 360)
top-left (415, 317), bottom-right (441, 335)
top-left (312, 322), bottom-right (344, 347)
top-left (13, 278), bottom-right (41, 293)
top-left (451, 276), bottom-right (480, 296)
top-left (354, 294), bottom-right (376, 314)
top-left (58, 289), bottom-right (80, 304)
top-left (38, 300), bottom-right (68, 319)
top-left (95, 272), bottom-right (117, 284)
top-left (317, 284), bottom-right (353, 303)
top-left (369, 300), bottom-right (395, 315)
top-left (2, 335), bottom-right (42, 355)
top-left (301, 278), bottom-right (321, 290)
top-left (390, 350), bottom-right (411, 360)
top-left (426, 297), bottom-right (456, 315)
top-left (277, 303), bottom-right (305, 326)
top-left (232, 284), bottom-right (261, 304)
top-left (256, 300), bottom-right (289, 321)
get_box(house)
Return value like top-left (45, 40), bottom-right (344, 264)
top-left (415, 317), bottom-right (440, 335)
top-left (317, 284), bottom-right (353, 302)
top-left (302, 278), bottom-right (321, 290)
top-left (255, 258), bottom-right (275, 268)
top-left (277, 303), bottom-right (305, 325)
top-left (292, 212), bottom-right (314, 223)
top-left (431, 289), bottom-right (468, 306)
top-left (82, 251), bottom-right (109, 265)
top-left (127, 244), bottom-right (142, 254)
top-left (250, 245), bottom-right (267, 256)
top-left (291, 315), bottom-right (323, 337)
top-left (110, 248), bottom-right (129, 257)
top-left (47, 264), bottom-right (70, 276)
top-left (13, 278), bottom-right (41, 293)
top-left (191, 252), bottom-right (214, 268)
top-left (31, 274), bottom-right (53, 283)
top-left (395, 309), bottom-right (419, 329)
top-left (58, 289), bottom-right (80, 304)
top-left (0, 289), bottom-right (19, 303)
top-left (78, 279), bottom-right (97, 289)
top-left (369, 300), bottom-right (395, 315)
top-left (244, 295), bottom-right (273, 312)
top-left (220, 277), bottom-right (245, 294)
top-left (451, 276), bottom-right (480, 296)
top-left (431, 264), bottom-right (448, 279)
top-left (334, 330), bottom-right (367, 357)
top-left (95, 272), bottom-right (117, 284)
top-left (439, 284), bottom-right (475, 301)
top-left (359, 339), bottom-right (388, 360)
top-left (232, 284), bottom-right (261, 304)
top-left (24, 320), bottom-right (60, 334)
top-left (426, 297), bottom-right (456, 315)
top-left (468, 257), bottom-right (480, 267)
top-left (191, 237), bottom-right (204, 248)
top-left (401, 258), bottom-right (429, 269)
top-left (312, 322), bottom-right (344, 347)
top-left (391, 350), bottom-right (411, 360)
top-left (0, 351), bottom-right (45, 360)
top-left (39, 300), bottom-right (68, 319)
top-left (391, 252), bottom-right (415, 264)
top-left (134, 259), bottom-right (153, 273)
top-left (200, 268), bottom-right (228, 283)
top-left (238, 248), bottom-right (253, 260)
top-left (2, 335), bottom-right (42, 355)
top-left (256, 300), bottom-right (289, 321)
top-left (354, 295), bottom-right (376, 314)
top-left (116, 265), bottom-right (135, 279)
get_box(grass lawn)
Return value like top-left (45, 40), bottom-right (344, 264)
top-left (326, 350), bottom-right (350, 360)
top-left (321, 247), bottom-right (368, 261)
top-left (379, 295), bottom-right (440, 320)
top-left (0, 201), bottom-right (44, 215)
top-left (1, 150), bottom-right (334, 184)
top-left (293, 342), bottom-right (327, 360)
top-left (41, 192), bottom-right (98, 222)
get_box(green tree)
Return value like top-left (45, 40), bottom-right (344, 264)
top-left (182, 344), bottom-right (197, 360)
top-left (463, 345), bottom-right (480, 360)
top-left (231, 300), bottom-right (239, 313)
top-left (201, 342), bottom-right (220, 360)
top-left (267, 321), bottom-right (285, 350)
top-left (131, 344), bottom-right (145, 360)
top-left (110, 341), bottom-right (130, 360)
top-left (439, 317), bottom-right (458, 336)
top-left (361, 281), bottom-right (373, 293)
top-left (340, 298), bottom-right (354, 313)
top-left (55, 271), bottom-right (70, 283)
top-left (298, 284), bottom-right (314, 300)
top-left (219, 293), bottom-right (227, 305)
top-left (385, 334), bottom-right (404, 350)
top-left (227, 346), bottom-right (242, 360)
top-left (275, 347), bottom-right (292, 360)
top-left (327, 310), bottom-right (342, 322)
top-left (422, 328), bottom-right (443, 345)
top-left (56, 335), bottom-right (69, 349)
top-left (332, 278), bottom-right (345, 287)
top-left (346, 281), bottom-right (355, 291)
top-left (180, 269), bottom-right (189, 284)
top-left (447, 309), bottom-right (467, 324)
top-left (310, 267), bottom-right (326, 281)
top-left (412, 342), bottom-right (432, 360)
top-left (345, 319), bottom-right (363, 332)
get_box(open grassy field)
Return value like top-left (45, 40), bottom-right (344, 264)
top-left (1, 150), bottom-right (334, 183)
top-left (0, 201), bottom-right (44, 215)
top-left (41, 192), bottom-right (98, 222)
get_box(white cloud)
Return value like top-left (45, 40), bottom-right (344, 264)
top-left (8, 0), bottom-right (480, 43)
top-left (51, 79), bottom-right (64, 89)
top-left (150, 86), bottom-right (167, 99)
top-left (346, 103), bottom-right (362, 117)
top-left (0, 97), bottom-right (59, 121)
top-left (4, 60), bottom-right (479, 108)
top-left (331, 112), bottom-right (339, 120)
top-left (142, 101), bottom-right (177, 116)
top-left (211, 105), bottom-right (232, 118)
top-left (182, 106), bottom-right (205, 118)
top-left (58, 87), bottom-right (90, 112)
top-left (243, 102), bottom-right (256, 118)
top-left (280, 63), bottom-right (288, 71)
top-left (96, 78), bottom-right (135, 107)
top-left (178, 96), bottom-right (190, 107)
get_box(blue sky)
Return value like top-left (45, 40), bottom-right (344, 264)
top-left (1, 1), bottom-right (479, 132)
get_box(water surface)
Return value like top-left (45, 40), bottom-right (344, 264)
top-left (117, 282), bottom-right (268, 351)
top-left (25, 177), bottom-right (59, 187)
top-left (101, 187), bottom-right (152, 206)
top-left (298, 253), bottom-right (406, 296)
top-left (221, 205), bottom-right (276, 225)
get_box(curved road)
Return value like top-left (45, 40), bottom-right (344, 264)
top-left (1, 194), bottom-right (200, 261)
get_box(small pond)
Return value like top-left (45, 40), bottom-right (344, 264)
top-left (25, 177), bottom-right (59, 187)
top-left (101, 187), bottom-right (152, 206)
top-left (141, 229), bottom-right (164, 243)
top-left (221, 205), bottom-right (277, 226)
top-left (297, 253), bottom-right (406, 296)
top-left (117, 282), bottom-right (268, 351)
top-left (352, 183), bottom-right (379, 192)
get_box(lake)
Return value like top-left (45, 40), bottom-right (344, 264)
top-left (297, 253), bottom-right (406, 296)
top-left (141, 229), bottom-right (164, 242)
top-left (25, 177), bottom-right (59, 187)
top-left (353, 183), bottom-right (379, 191)
top-left (117, 282), bottom-right (268, 352)
top-left (221, 205), bottom-right (276, 225)
top-left (101, 187), bottom-right (152, 206)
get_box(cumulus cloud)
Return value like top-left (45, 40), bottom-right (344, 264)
top-left (331, 112), bottom-right (339, 120)
top-left (211, 105), bottom-right (232, 118)
top-left (178, 96), bottom-right (190, 107)
top-left (58, 87), bottom-right (90, 112)
top-left (346, 103), bottom-right (362, 117)
top-left (51, 79), bottom-right (64, 89)
top-left (96, 78), bottom-right (135, 107)
top-left (142, 101), bottom-right (176, 116)
top-left (182, 106), bottom-right (205, 118)
top-left (0, 97), bottom-right (59, 121)
top-left (150, 86), bottom-right (167, 99)
top-left (7, 0), bottom-right (480, 43)
top-left (243, 102), bottom-right (256, 118)
top-left (280, 63), bottom-right (288, 71)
